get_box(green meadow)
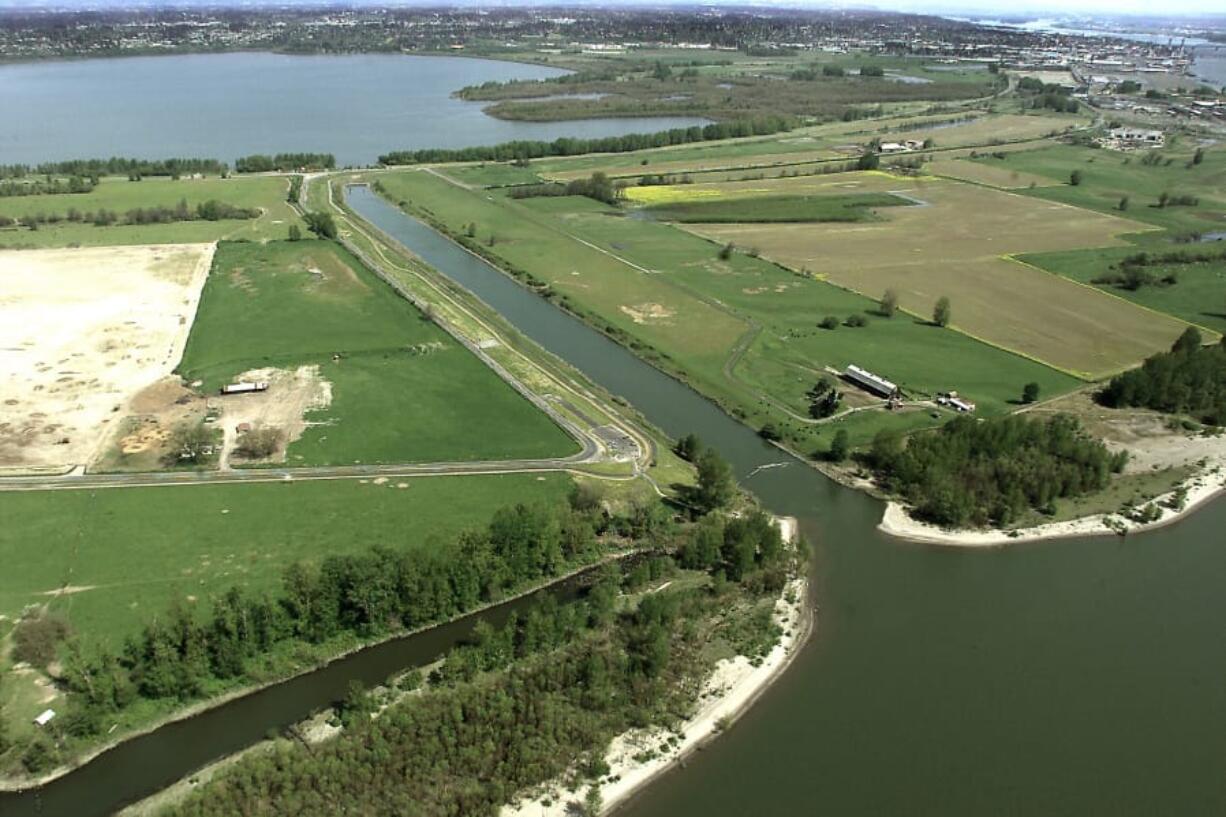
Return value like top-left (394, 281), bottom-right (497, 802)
top-left (640, 191), bottom-right (911, 223)
top-left (179, 240), bottom-right (578, 465)
top-left (0, 473), bottom-right (572, 645)
top-left (0, 175), bottom-right (301, 248)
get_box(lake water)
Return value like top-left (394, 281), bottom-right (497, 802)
top-left (0, 53), bottom-right (711, 167)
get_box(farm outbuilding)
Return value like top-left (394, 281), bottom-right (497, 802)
top-left (844, 365), bottom-right (899, 398)
top-left (220, 381), bottom-right (269, 395)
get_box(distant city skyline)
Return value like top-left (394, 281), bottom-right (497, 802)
top-left (0, 0), bottom-right (1224, 21)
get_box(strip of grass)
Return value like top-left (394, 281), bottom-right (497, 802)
top-left (0, 175), bottom-right (301, 248)
top-left (179, 239), bottom-right (578, 465)
top-left (643, 192), bottom-right (910, 223)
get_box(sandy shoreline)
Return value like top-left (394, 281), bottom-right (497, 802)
top-left (503, 516), bottom-right (809, 817)
top-left (879, 452), bottom-right (1226, 547)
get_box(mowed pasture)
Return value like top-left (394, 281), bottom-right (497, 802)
top-left (686, 173), bottom-right (1188, 378)
top-left (0, 243), bottom-right (213, 471)
top-left (0, 175), bottom-right (301, 248)
top-left (178, 240), bottom-right (578, 465)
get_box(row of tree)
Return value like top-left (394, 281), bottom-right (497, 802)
top-left (39, 498), bottom-right (621, 757)
top-left (235, 153), bottom-right (336, 173)
top-left (868, 414), bottom-right (1128, 527)
top-left (508, 172), bottom-right (623, 205)
top-left (1098, 328), bottom-right (1226, 425)
top-left (0, 157), bottom-right (225, 179)
top-left (0, 175), bottom-right (95, 198)
top-left (378, 117), bottom-right (798, 165)
top-left (1, 199), bottom-right (259, 231)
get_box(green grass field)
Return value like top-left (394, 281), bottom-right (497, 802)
top-left (639, 192), bottom-right (911, 223)
top-left (440, 164), bottom-right (543, 188)
top-left (0, 474), bottom-right (571, 645)
top-left (179, 240), bottom-right (578, 465)
top-left (969, 143), bottom-right (1226, 235)
top-left (0, 175), bottom-right (301, 248)
top-left (1018, 244), bottom-right (1226, 335)
top-left (372, 169), bottom-right (1079, 453)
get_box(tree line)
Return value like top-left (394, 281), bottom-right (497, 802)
top-left (378, 117), bottom-right (798, 165)
top-left (868, 414), bottom-right (1128, 527)
top-left (162, 472), bottom-right (793, 816)
top-left (0, 175), bottom-right (96, 198)
top-left (14, 491), bottom-right (667, 772)
top-left (0, 157), bottom-right (225, 179)
top-left (1098, 328), bottom-right (1226, 425)
top-left (0, 198), bottom-right (259, 231)
top-left (507, 172), bottom-right (623, 206)
top-left (235, 153), bottom-right (336, 173)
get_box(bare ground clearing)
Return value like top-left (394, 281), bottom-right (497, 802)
top-left (0, 244), bottom-right (214, 471)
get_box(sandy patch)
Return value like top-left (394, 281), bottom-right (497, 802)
top-left (216, 365), bottom-right (332, 467)
top-left (619, 302), bottom-right (675, 324)
top-left (879, 432), bottom-right (1226, 547)
top-left (0, 244), bottom-right (214, 471)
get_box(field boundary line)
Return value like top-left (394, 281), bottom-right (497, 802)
top-left (1003, 254), bottom-right (1224, 341)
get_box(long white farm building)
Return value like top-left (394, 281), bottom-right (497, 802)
top-left (844, 365), bottom-right (898, 398)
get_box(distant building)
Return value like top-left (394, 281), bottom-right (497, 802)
top-left (1100, 127), bottom-right (1165, 150)
top-left (844, 364), bottom-right (899, 398)
top-left (34, 709), bottom-right (55, 727)
top-left (220, 381), bottom-right (269, 395)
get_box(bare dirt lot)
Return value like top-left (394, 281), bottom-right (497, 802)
top-left (0, 243), bottom-right (214, 471)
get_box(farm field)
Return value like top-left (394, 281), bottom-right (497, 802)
top-left (533, 112), bottom-right (1079, 182)
top-left (0, 243), bottom-right (214, 471)
top-left (1018, 244), bottom-right (1226, 336)
top-left (0, 472), bottom-right (572, 728)
top-left (927, 154), bottom-right (1062, 188)
top-left (175, 239), bottom-right (578, 466)
top-left (372, 168), bottom-right (1080, 452)
top-left (0, 175), bottom-right (301, 248)
top-left (683, 173), bottom-right (1189, 378)
top-left (631, 190), bottom-right (911, 222)
top-left (967, 143), bottom-right (1226, 235)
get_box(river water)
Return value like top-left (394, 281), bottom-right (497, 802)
top-left (5, 183), bottom-right (1224, 816)
top-left (0, 53), bottom-right (710, 167)
top-left (345, 187), bottom-right (1226, 817)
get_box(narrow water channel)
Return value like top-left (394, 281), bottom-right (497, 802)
top-left (347, 186), bottom-right (1226, 817)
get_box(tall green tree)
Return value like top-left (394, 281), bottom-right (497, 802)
top-left (933, 296), bottom-right (952, 327)
top-left (694, 448), bottom-right (736, 513)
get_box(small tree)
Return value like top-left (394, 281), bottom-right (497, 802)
top-left (1069, 170), bottom-right (1083, 186)
top-left (1118, 195), bottom-right (1129, 212)
top-left (844, 313), bottom-right (868, 328)
top-left (1022, 382), bottom-right (1041, 404)
top-left (581, 784), bottom-right (604, 817)
top-left (857, 151), bottom-right (880, 171)
top-left (1172, 326), bottom-right (1203, 354)
top-left (933, 296), bottom-right (951, 327)
top-left (1192, 147), bottom-right (1205, 166)
top-left (819, 315), bottom-right (839, 330)
top-left (465, 222), bottom-right (477, 238)
top-left (718, 242), bottom-right (734, 260)
top-left (303, 210), bottom-right (337, 239)
top-left (828, 429), bottom-right (850, 462)
top-left (694, 448), bottom-right (736, 513)
top-left (879, 289), bottom-right (899, 318)
top-left (288, 223), bottom-right (301, 241)
top-left (168, 422), bottom-right (214, 464)
top-left (1158, 191), bottom-right (1170, 208)
top-left (674, 432), bottom-right (703, 462)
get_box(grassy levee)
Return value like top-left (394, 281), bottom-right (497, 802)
top-left (0, 175), bottom-right (301, 248)
top-left (178, 240), bottom-right (579, 466)
top-left (372, 169), bottom-right (1081, 455)
top-left (0, 473), bottom-right (572, 744)
top-left (316, 176), bottom-right (693, 493)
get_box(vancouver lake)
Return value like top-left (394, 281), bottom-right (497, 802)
top-left (0, 52), bottom-right (711, 166)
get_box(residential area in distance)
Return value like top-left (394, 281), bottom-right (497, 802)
top-left (1, 4), bottom-right (1225, 817)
